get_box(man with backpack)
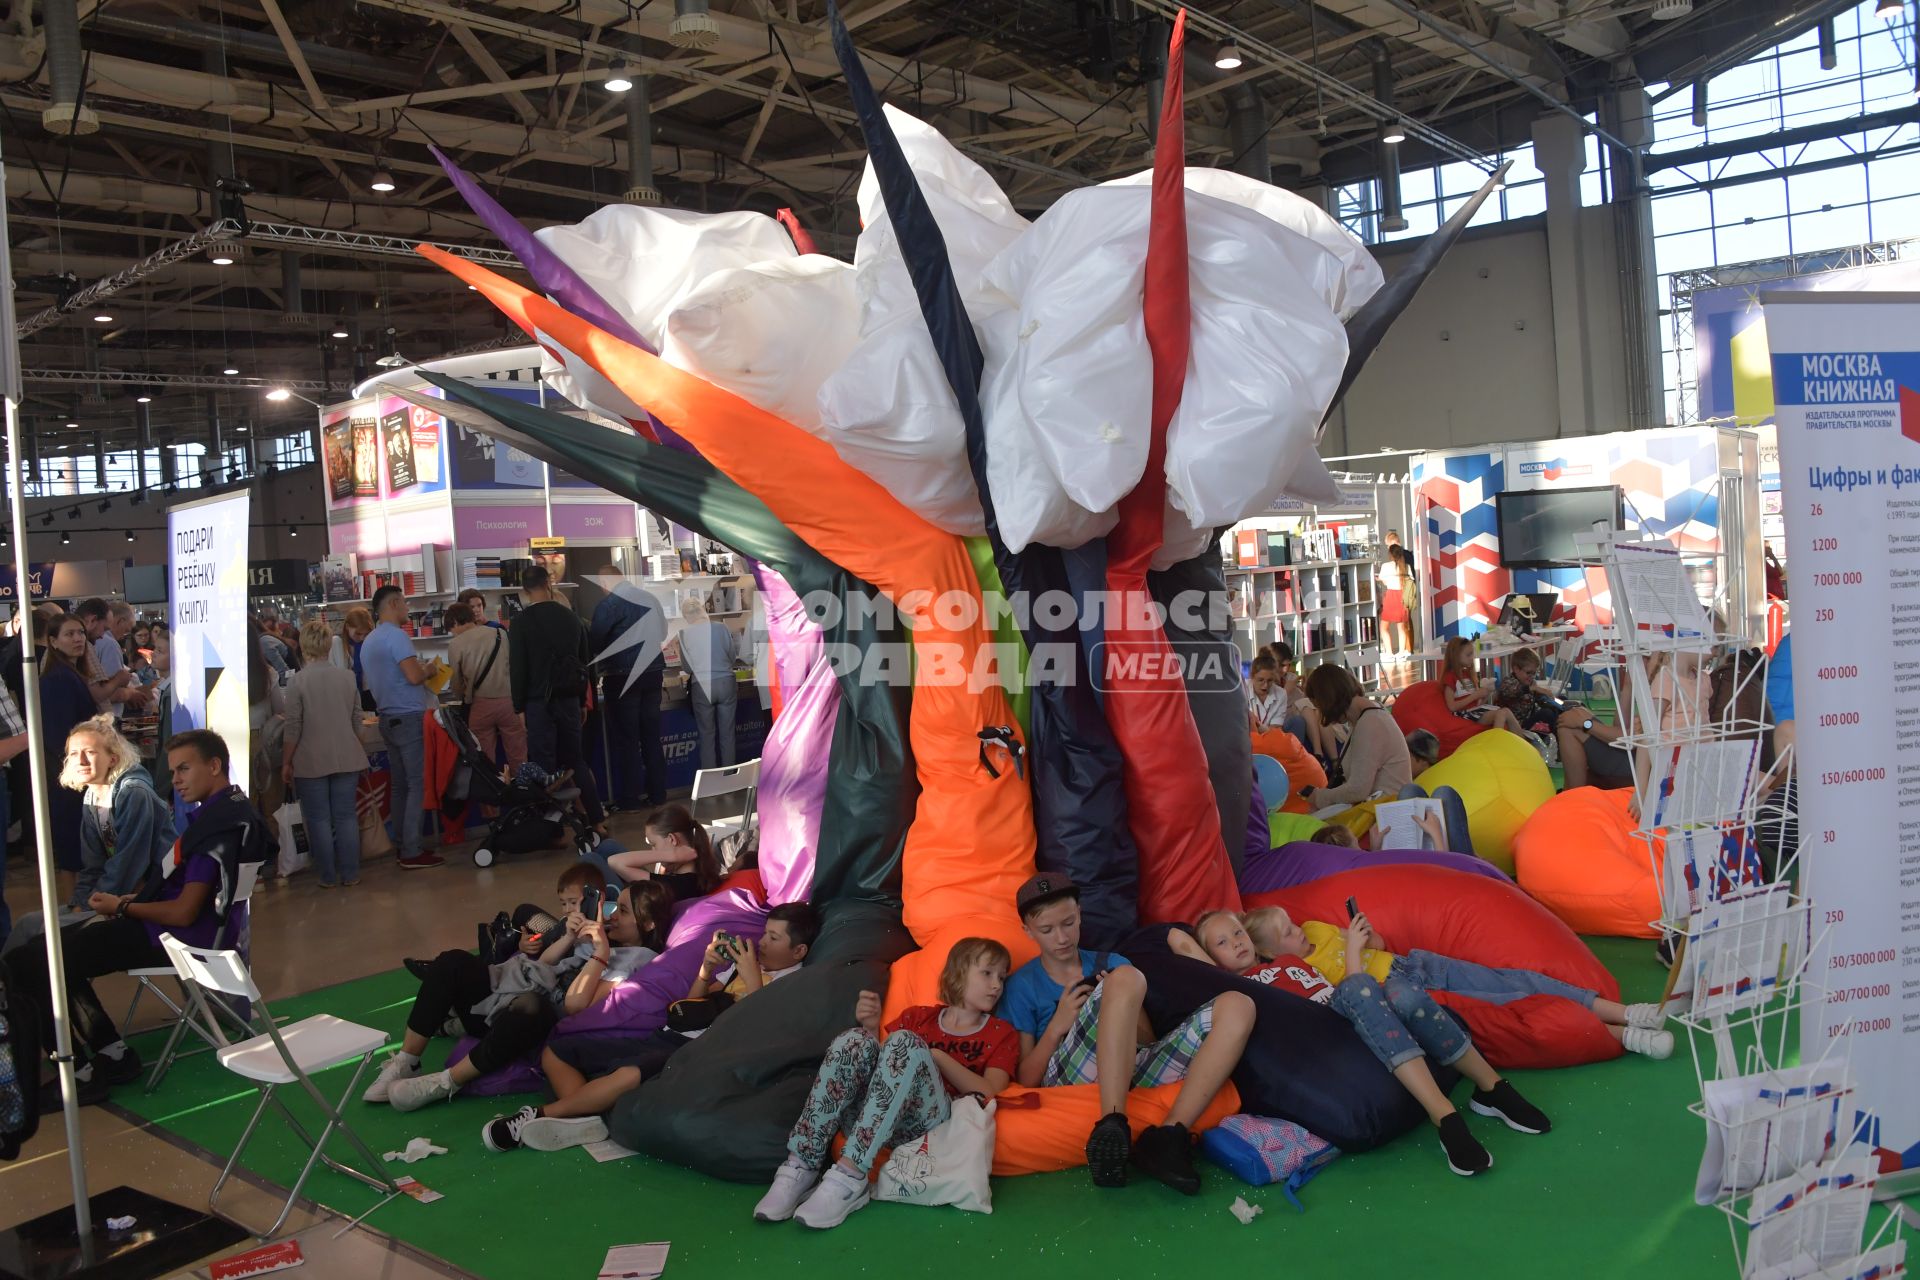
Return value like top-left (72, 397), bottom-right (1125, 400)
top-left (510, 565), bottom-right (605, 832)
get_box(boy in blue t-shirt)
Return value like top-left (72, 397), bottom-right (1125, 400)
top-left (997, 874), bottom-right (1254, 1196)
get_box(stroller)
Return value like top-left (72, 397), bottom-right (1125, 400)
top-left (434, 706), bottom-right (599, 868)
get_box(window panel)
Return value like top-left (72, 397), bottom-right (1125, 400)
top-left (1501, 180), bottom-right (1546, 220)
top-left (1399, 165), bottom-right (1436, 205)
top-left (1790, 202), bottom-right (1874, 255)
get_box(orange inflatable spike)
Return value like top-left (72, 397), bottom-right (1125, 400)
top-left (416, 243), bottom-right (1037, 944)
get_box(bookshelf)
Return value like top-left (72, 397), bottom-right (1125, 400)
top-left (1221, 477), bottom-right (1398, 685)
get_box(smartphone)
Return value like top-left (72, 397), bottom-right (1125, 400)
top-left (1346, 896), bottom-right (1359, 923)
top-left (580, 885), bottom-right (602, 921)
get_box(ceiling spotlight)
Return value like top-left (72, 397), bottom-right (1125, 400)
top-left (92, 314), bottom-right (113, 324)
top-left (222, 361), bottom-right (241, 376)
top-left (1382, 119), bottom-right (1407, 144)
top-left (61, 531), bottom-right (70, 545)
top-left (289, 526), bottom-right (298, 538)
top-left (330, 322), bottom-right (350, 339)
top-left (370, 169), bottom-right (397, 193)
top-left (39, 513), bottom-right (52, 527)
top-left (67, 507), bottom-right (80, 519)
top-left (208, 241), bottom-right (240, 265)
top-left (266, 388), bottom-right (291, 402)
top-left (1214, 41), bottom-right (1243, 70)
top-left (126, 529), bottom-right (136, 543)
top-left (96, 499), bottom-right (110, 513)
top-left (604, 62), bottom-right (635, 93)
top-left (64, 420), bottom-right (78, 429)
top-left (374, 350), bottom-right (411, 369)
top-left (134, 393), bottom-right (152, 404)
top-left (236, 424), bottom-right (250, 433)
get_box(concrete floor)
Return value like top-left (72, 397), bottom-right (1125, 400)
top-left (0, 810), bottom-right (655, 1279)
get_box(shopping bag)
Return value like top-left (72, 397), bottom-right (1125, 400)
top-left (274, 801), bottom-right (312, 876)
top-left (874, 1096), bottom-right (995, 1213)
top-left (358, 778), bottom-right (394, 859)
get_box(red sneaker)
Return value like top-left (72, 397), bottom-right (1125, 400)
top-left (398, 852), bottom-right (446, 870)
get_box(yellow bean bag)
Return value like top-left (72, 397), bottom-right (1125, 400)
top-left (1512, 786), bottom-right (1662, 938)
top-left (1414, 729), bottom-right (1555, 875)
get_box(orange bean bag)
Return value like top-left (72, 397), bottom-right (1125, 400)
top-left (1251, 727), bottom-right (1327, 815)
top-left (1247, 863), bottom-right (1623, 1070)
top-left (1512, 786), bottom-right (1663, 939)
top-left (1390, 679), bottom-right (1488, 759)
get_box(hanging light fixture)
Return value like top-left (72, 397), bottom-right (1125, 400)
top-left (1381, 119), bottom-right (1407, 145)
top-left (207, 241), bottom-right (240, 265)
top-left (604, 62), bottom-right (635, 93)
top-left (92, 313), bottom-right (113, 323)
top-left (134, 393), bottom-right (152, 404)
top-left (1877, 0), bottom-right (1901, 17)
top-left (369, 169), bottom-right (397, 193)
top-left (668, 0), bottom-right (719, 50)
top-left (61, 531), bottom-right (70, 545)
top-left (289, 526), bottom-right (298, 538)
top-left (125, 529), bottom-right (135, 543)
top-left (1214, 40), bottom-right (1243, 70)
top-left (222, 359), bottom-right (241, 376)
top-left (330, 321), bottom-right (350, 339)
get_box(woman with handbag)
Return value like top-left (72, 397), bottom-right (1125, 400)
top-left (448, 603), bottom-right (525, 774)
top-left (281, 620), bottom-right (372, 888)
top-left (754, 937), bottom-right (1020, 1231)
top-left (1294, 663), bottom-right (1412, 814)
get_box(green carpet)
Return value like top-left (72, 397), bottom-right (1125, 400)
top-left (114, 940), bottom-right (1740, 1279)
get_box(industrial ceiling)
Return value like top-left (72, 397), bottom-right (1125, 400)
top-left (0, 0), bottom-right (1849, 458)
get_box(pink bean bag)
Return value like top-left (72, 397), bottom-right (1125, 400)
top-left (1246, 864), bottom-right (1623, 1070)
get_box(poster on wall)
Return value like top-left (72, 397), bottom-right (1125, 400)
top-left (1763, 289), bottom-right (1920, 1179)
top-left (322, 420), bottom-right (355, 500)
top-left (383, 409), bottom-right (417, 492)
top-left (351, 417), bottom-right (380, 496)
top-left (409, 403), bottom-right (443, 485)
top-left (169, 488), bottom-right (252, 792)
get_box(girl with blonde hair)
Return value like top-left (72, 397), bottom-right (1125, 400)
top-left (62, 715), bottom-right (176, 909)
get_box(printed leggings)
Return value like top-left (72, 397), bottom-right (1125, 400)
top-left (787, 1027), bottom-right (950, 1176)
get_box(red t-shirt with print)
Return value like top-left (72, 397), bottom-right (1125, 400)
top-left (887, 1005), bottom-right (1021, 1096)
top-left (1242, 956), bottom-right (1336, 1005)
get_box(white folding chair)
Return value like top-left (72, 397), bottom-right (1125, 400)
top-left (690, 758), bottom-right (760, 866)
top-left (158, 932), bottom-right (398, 1240)
top-left (124, 862), bottom-right (266, 1093)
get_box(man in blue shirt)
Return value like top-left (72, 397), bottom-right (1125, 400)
top-left (997, 874), bottom-right (1253, 1197)
top-left (362, 585), bottom-right (445, 869)
top-left (589, 577), bottom-right (667, 810)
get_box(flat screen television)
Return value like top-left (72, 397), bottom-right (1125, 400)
top-left (1495, 486), bottom-right (1624, 568)
top-left (122, 564), bottom-right (168, 604)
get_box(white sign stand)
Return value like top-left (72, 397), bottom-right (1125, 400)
top-left (1763, 290), bottom-right (1920, 1201)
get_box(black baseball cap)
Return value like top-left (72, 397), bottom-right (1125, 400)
top-left (1016, 873), bottom-right (1080, 918)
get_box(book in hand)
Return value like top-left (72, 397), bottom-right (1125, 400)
top-left (1371, 797), bottom-right (1442, 850)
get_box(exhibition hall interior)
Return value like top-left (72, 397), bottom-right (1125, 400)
top-left (0, 0), bottom-right (1916, 1276)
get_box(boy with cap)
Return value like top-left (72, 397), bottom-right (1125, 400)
top-left (997, 873), bottom-right (1254, 1195)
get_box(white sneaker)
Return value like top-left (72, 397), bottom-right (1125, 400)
top-left (792, 1165), bottom-right (869, 1230)
top-left (520, 1115), bottom-right (609, 1152)
top-left (753, 1160), bottom-right (823, 1223)
top-left (1624, 1002), bottom-right (1667, 1030)
top-left (388, 1068), bottom-right (460, 1112)
top-left (362, 1053), bottom-right (420, 1104)
top-left (1623, 1026), bottom-right (1675, 1059)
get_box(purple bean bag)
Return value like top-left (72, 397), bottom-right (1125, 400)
top-left (1238, 840), bottom-right (1511, 898)
top-left (448, 889), bottom-right (770, 1096)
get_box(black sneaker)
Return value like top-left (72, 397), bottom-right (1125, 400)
top-left (92, 1049), bottom-right (144, 1088)
top-left (1083, 1112), bottom-right (1132, 1188)
top-left (404, 956), bottom-right (435, 982)
top-left (1470, 1079), bottom-right (1552, 1135)
top-left (1437, 1112), bottom-right (1492, 1176)
top-left (483, 1104), bottom-right (539, 1153)
top-left (1130, 1122), bottom-right (1201, 1196)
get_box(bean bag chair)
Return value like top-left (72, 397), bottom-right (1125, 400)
top-left (1247, 865), bottom-right (1623, 1070)
top-left (1251, 726), bottom-right (1327, 814)
top-left (1512, 786), bottom-right (1662, 939)
top-left (990, 1080), bottom-right (1241, 1177)
top-left (1240, 839), bottom-right (1511, 897)
top-left (1121, 928), bottom-right (1442, 1152)
top-left (1413, 729), bottom-right (1556, 875)
top-left (613, 901), bottom-right (916, 1181)
top-left (451, 887), bottom-right (772, 1097)
top-left (1268, 810), bottom-right (1323, 848)
top-left (1390, 680), bottom-right (1486, 759)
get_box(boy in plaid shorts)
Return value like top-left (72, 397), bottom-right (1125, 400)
top-left (996, 874), bottom-right (1253, 1195)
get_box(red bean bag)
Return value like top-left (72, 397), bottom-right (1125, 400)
top-left (1512, 786), bottom-right (1663, 939)
top-left (1252, 727), bottom-right (1327, 815)
top-left (1390, 680), bottom-right (1488, 759)
top-left (1247, 864), bottom-right (1623, 1070)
